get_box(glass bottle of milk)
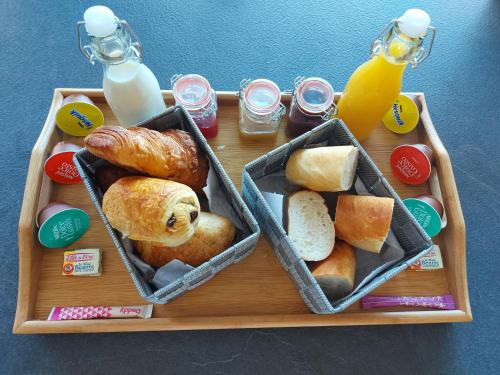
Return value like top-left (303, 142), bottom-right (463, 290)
top-left (78, 6), bottom-right (166, 127)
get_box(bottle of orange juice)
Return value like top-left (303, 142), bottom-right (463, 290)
top-left (337, 9), bottom-right (436, 141)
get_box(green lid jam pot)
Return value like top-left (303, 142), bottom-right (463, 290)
top-left (55, 94), bottom-right (104, 137)
top-left (403, 196), bottom-right (443, 237)
top-left (37, 202), bottom-right (90, 248)
top-left (44, 142), bottom-right (82, 184)
top-left (390, 144), bottom-right (434, 185)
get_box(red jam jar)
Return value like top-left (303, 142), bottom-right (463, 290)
top-left (286, 77), bottom-right (336, 138)
top-left (172, 74), bottom-right (218, 138)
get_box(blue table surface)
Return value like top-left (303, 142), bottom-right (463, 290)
top-left (1, 0), bottom-right (499, 374)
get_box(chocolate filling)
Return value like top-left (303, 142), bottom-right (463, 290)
top-left (166, 214), bottom-right (176, 227)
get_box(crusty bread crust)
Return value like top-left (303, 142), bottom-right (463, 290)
top-left (285, 146), bottom-right (358, 192)
top-left (334, 194), bottom-right (394, 253)
top-left (135, 212), bottom-right (236, 267)
top-left (310, 240), bottom-right (356, 300)
top-left (103, 176), bottom-right (200, 246)
top-left (85, 126), bottom-right (208, 192)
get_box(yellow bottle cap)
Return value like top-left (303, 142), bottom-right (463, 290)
top-left (56, 95), bottom-right (104, 136)
top-left (382, 95), bottom-right (420, 134)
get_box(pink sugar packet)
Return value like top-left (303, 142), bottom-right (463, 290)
top-left (48, 305), bottom-right (153, 321)
top-left (361, 294), bottom-right (456, 310)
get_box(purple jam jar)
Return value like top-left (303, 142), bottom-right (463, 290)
top-left (286, 77), bottom-right (335, 138)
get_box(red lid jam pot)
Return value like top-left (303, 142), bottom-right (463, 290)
top-left (44, 141), bottom-right (82, 184)
top-left (390, 144), bottom-right (434, 185)
top-left (37, 202), bottom-right (90, 248)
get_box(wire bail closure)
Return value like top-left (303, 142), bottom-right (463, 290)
top-left (289, 76), bottom-right (337, 120)
top-left (271, 103), bottom-right (286, 122)
top-left (77, 19), bottom-right (143, 65)
top-left (238, 79), bottom-right (252, 98)
top-left (170, 73), bottom-right (183, 86)
top-left (370, 19), bottom-right (436, 69)
top-left (321, 103), bottom-right (338, 120)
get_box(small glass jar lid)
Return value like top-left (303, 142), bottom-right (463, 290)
top-left (172, 74), bottom-right (212, 109)
top-left (242, 79), bottom-right (281, 115)
top-left (295, 77), bottom-right (334, 114)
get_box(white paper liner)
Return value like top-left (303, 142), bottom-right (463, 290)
top-left (121, 162), bottom-right (242, 290)
top-left (256, 170), bottom-right (405, 303)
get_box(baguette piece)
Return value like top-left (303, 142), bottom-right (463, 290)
top-left (334, 194), bottom-right (394, 253)
top-left (285, 146), bottom-right (359, 192)
top-left (135, 212), bottom-right (236, 267)
top-left (310, 241), bottom-right (356, 300)
top-left (286, 190), bottom-right (335, 261)
top-left (103, 176), bottom-right (200, 246)
top-left (85, 126), bottom-right (208, 192)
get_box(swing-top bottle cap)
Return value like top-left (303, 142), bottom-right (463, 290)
top-left (84, 6), bottom-right (118, 38)
top-left (398, 9), bottom-right (431, 38)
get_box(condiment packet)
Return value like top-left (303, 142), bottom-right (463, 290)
top-left (62, 249), bottom-right (102, 276)
top-left (361, 294), bottom-right (456, 310)
top-left (410, 245), bottom-right (443, 270)
top-left (47, 305), bottom-right (153, 320)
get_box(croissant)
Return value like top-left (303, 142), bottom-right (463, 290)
top-left (85, 126), bottom-right (208, 192)
top-left (135, 212), bottom-right (236, 267)
top-left (102, 176), bottom-right (200, 246)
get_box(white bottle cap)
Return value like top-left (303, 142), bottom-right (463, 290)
top-left (84, 6), bottom-right (118, 38)
top-left (398, 9), bottom-right (431, 38)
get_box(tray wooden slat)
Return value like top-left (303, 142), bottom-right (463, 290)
top-left (14, 89), bottom-right (471, 334)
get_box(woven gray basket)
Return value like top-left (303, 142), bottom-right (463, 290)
top-left (242, 119), bottom-right (433, 314)
top-left (74, 106), bottom-right (260, 304)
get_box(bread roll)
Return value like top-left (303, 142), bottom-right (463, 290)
top-left (103, 176), bottom-right (200, 246)
top-left (310, 241), bottom-right (356, 300)
top-left (334, 194), bottom-right (394, 253)
top-left (286, 190), bottom-right (335, 261)
top-left (135, 212), bottom-right (236, 267)
top-left (285, 146), bottom-right (359, 192)
top-left (85, 126), bottom-right (208, 192)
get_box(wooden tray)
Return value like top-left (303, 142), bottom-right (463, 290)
top-left (14, 88), bottom-right (471, 334)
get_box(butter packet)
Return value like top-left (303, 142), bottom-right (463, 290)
top-left (410, 245), bottom-right (443, 270)
top-left (63, 249), bottom-right (102, 276)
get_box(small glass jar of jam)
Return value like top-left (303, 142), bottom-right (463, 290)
top-left (238, 79), bottom-right (285, 137)
top-left (286, 76), bottom-right (336, 138)
top-left (171, 74), bottom-right (218, 138)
